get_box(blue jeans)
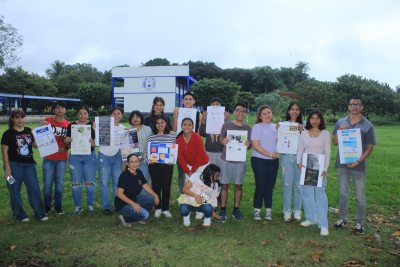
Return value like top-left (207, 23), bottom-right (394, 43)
top-left (69, 151), bottom-right (97, 208)
top-left (117, 190), bottom-right (155, 222)
top-left (251, 157), bottom-right (279, 209)
top-left (301, 176), bottom-right (328, 228)
top-left (7, 161), bottom-right (46, 220)
top-left (280, 154), bottom-right (302, 213)
top-left (98, 151), bottom-right (122, 210)
top-left (179, 203), bottom-right (213, 218)
top-left (42, 158), bottom-right (67, 209)
top-left (139, 160), bottom-right (151, 184)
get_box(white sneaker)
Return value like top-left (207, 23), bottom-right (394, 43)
top-left (183, 214), bottom-right (191, 227)
top-left (253, 209), bottom-right (261, 221)
top-left (300, 220), bottom-right (316, 227)
top-left (320, 227), bottom-right (329, 236)
top-left (265, 209), bottom-right (272, 221)
top-left (154, 209), bottom-right (162, 218)
top-left (20, 217), bottom-right (29, 222)
top-left (195, 211), bottom-right (204, 220)
top-left (294, 210), bottom-right (302, 220)
top-left (203, 217), bottom-right (211, 227)
top-left (162, 210), bottom-right (172, 218)
top-left (40, 216), bottom-right (48, 221)
top-left (284, 211), bottom-right (291, 222)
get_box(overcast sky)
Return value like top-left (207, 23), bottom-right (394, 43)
top-left (2, 0), bottom-right (399, 89)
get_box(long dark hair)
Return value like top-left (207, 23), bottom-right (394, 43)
top-left (200, 164), bottom-right (220, 187)
top-left (255, 105), bottom-right (272, 124)
top-left (285, 102), bottom-right (303, 124)
top-left (8, 109), bottom-right (25, 129)
top-left (177, 117), bottom-right (194, 137)
top-left (151, 115), bottom-right (171, 134)
top-left (305, 110), bottom-right (326, 130)
top-left (76, 106), bottom-right (90, 114)
top-left (129, 110), bottom-right (144, 126)
top-left (150, 97), bottom-right (166, 116)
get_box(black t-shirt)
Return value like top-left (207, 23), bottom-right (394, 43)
top-left (114, 169), bottom-right (147, 211)
top-left (1, 127), bottom-right (35, 163)
top-left (66, 121), bottom-right (96, 152)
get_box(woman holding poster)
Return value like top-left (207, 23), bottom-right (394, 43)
top-left (145, 115), bottom-right (176, 218)
top-left (296, 110), bottom-right (331, 236)
top-left (1, 109), bottom-right (48, 222)
top-left (64, 106), bottom-right (96, 216)
top-left (279, 102), bottom-right (304, 222)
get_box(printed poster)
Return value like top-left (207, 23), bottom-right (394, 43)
top-left (32, 125), bottom-right (59, 157)
top-left (95, 116), bottom-right (115, 146)
top-left (177, 182), bottom-right (219, 208)
top-left (226, 130), bottom-right (248, 162)
top-left (277, 122), bottom-right (300, 154)
top-left (206, 106), bottom-right (225, 134)
top-left (71, 125), bottom-right (92, 155)
top-left (337, 128), bottom-right (362, 164)
top-left (300, 153), bottom-right (325, 187)
top-left (177, 107), bottom-right (197, 134)
top-left (147, 142), bottom-right (178, 164)
top-left (120, 128), bottom-right (140, 161)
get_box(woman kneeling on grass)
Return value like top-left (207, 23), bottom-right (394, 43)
top-left (1, 109), bottom-right (48, 222)
top-left (178, 164), bottom-right (221, 227)
top-left (114, 154), bottom-right (159, 227)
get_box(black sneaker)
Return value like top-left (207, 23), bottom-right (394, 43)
top-left (354, 223), bottom-right (365, 235)
top-left (103, 209), bottom-right (113, 215)
top-left (334, 219), bottom-right (347, 229)
top-left (218, 210), bottom-right (226, 222)
top-left (45, 207), bottom-right (51, 215)
top-left (55, 206), bottom-right (65, 215)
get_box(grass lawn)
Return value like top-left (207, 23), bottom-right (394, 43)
top-left (0, 122), bottom-right (399, 266)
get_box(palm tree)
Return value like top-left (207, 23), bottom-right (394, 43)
top-left (295, 61), bottom-right (310, 73)
top-left (46, 60), bottom-right (65, 79)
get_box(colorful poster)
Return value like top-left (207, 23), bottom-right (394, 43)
top-left (206, 106), bottom-right (225, 134)
top-left (71, 125), bottom-right (92, 155)
top-left (300, 153), bottom-right (325, 187)
top-left (277, 122), bottom-right (300, 154)
top-left (147, 142), bottom-right (178, 164)
top-left (95, 116), bottom-right (114, 146)
top-left (120, 129), bottom-right (140, 161)
top-left (177, 182), bottom-right (219, 208)
top-left (177, 108), bottom-right (197, 134)
top-left (337, 128), bottom-right (362, 164)
top-left (32, 125), bottom-right (59, 157)
top-left (226, 130), bottom-right (248, 162)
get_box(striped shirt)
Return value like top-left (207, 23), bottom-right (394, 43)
top-left (144, 133), bottom-right (176, 163)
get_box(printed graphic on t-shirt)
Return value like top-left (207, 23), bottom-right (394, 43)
top-left (51, 125), bottom-right (68, 137)
top-left (16, 134), bottom-right (32, 157)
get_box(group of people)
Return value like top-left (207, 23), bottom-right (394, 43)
top-left (1, 92), bottom-right (376, 236)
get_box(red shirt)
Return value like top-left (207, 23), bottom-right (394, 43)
top-left (176, 132), bottom-right (209, 175)
top-left (44, 117), bottom-right (70, 161)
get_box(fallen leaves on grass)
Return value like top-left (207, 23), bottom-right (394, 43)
top-left (367, 214), bottom-right (387, 224)
top-left (260, 240), bottom-right (270, 246)
top-left (277, 233), bottom-right (286, 240)
top-left (391, 230), bottom-right (400, 237)
top-left (311, 251), bottom-right (323, 262)
top-left (9, 245), bottom-right (16, 251)
top-left (301, 240), bottom-right (318, 247)
top-left (267, 260), bottom-right (284, 267)
top-left (340, 259), bottom-right (366, 266)
top-left (365, 246), bottom-right (382, 254)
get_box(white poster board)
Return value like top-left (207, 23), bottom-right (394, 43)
top-left (176, 108), bottom-right (197, 134)
top-left (206, 106), bottom-right (225, 134)
top-left (277, 122), bottom-right (300, 154)
top-left (71, 125), bottom-right (92, 155)
top-left (95, 117), bottom-right (115, 146)
top-left (32, 125), bottom-right (59, 157)
top-left (337, 128), bottom-right (362, 164)
top-left (226, 130), bottom-right (248, 162)
top-left (300, 153), bottom-right (325, 187)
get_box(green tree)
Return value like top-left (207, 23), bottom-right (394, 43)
top-left (221, 68), bottom-right (253, 91)
top-left (237, 91), bottom-right (256, 110)
top-left (142, 58), bottom-right (170, 66)
top-left (254, 92), bottom-right (291, 116)
top-left (46, 60), bottom-right (66, 79)
top-left (190, 78), bottom-right (241, 111)
top-left (79, 82), bottom-right (112, 109)
top-left (251, 66), bottom-right (285, 94)
top-left (0, 16), bottom-right (23, 69)
top-left (185, 61), bottom-right (222, 81)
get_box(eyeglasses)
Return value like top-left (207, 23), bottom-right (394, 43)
top-left (234, 109), bottom-right (247, 114)
top-left (349, 104), bottom-right (362, 108)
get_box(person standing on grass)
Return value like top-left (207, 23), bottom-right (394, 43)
top-left (129, 110), bottom-right (152, 183)
top-left (297, 110), bottom-right (330, 236)
top-left (144, 96), bottom-right (172, 130)
top-left (144, 115), bottom-right (176, 219)
top-left (251, 105), bottom-right (279, 221)
top-left (98, 107), bottom-right (125, 215)
top-left (218, 103), bottom-right (252, 221)
top-left (332, 96), bottom-right (376, 235)
top-left (172, 91), bottom-right (202, 195)
top-left (115, 153), bottom-right (159, 227)
top-left (42, 101), bottom-right (70, 215)
top-left (1, 109), bottom-right (48, 222)
top-left (64, 106), bottom-right (97, 216)
top-left (199, 97), bottom-right (230, 166)
top-left (279, 102), bottom-right (304, 222)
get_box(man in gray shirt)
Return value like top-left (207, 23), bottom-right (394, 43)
top-left (332, 96), bottom-right (376, 234)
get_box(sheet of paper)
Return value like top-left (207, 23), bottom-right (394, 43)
top-left (120, 128), bottom-right (140, 160)
top-left (300, 153), bottom-right (325, 187)
top-left (95, 116), bottom-right (114, 146)
top-left (337, 128), bottom-right (362, 164)
top-left (71, 125), bottom-right (92, 155)
top-left (32, 125), bottom-right (59, 157)
top-left (206, 106), bottom-right (225, 134)
top-left (277, 122), bottom-right (300, 154)
top-left (226, 130), bottom-right (248, 162)
top-left (176, 108), bottom-right (197, 134)
top-left (147, 142), bottom-right (178, 164)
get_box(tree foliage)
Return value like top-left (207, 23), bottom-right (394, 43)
top-left (190, 78), bottom-right (241, 111)
top-left (79, 82), bottom-right (112, 109)
top-left (254, 92), bottom-right (291, 115)
top-left (0, 16), bottom-right (23, 69)
top-left (142, 58), bottom-right (170, 66)
top-left (185, 61), bottom-right (222, 81)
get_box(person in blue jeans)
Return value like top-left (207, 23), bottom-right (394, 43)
top-left (98, 107), bottom-right (125, 215)
top-left (115, 154), bottom-right (159, 227)
top-left (1, 109), bottom-right (48, 222)
top-left (65, 106), bottom-right (97, 216)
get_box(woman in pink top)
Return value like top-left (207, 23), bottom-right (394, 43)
top-left (297, 110), bottom-right (331, 236)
